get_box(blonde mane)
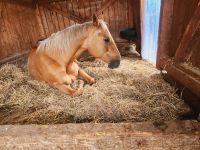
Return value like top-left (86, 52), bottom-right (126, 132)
top-left (36, 22), bottom-right (90, 55)
top-left (36, 20), bottom-right (108, 57)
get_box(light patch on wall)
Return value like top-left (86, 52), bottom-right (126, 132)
top-left (141, 0), bottom-right (161, 65)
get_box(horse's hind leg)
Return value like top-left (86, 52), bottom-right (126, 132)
top-left (53, 83), bottom-right (83, 96)
top-left (78, 69), bottom-right (96, 85)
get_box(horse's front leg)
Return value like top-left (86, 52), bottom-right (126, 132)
top-left (51, 72), bottom-right (83, 96)
top-left (78, 69), bottom-right (96, 85)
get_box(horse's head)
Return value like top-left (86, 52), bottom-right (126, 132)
top-left (84, 14), bottom-right (121, 69)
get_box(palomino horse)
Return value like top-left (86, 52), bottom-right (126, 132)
top-left (28, 14), bottom-right (121, 96)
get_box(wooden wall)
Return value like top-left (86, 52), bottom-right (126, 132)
top-left (157, 0), bottom-right (200, 109)
top-left (0, 0), bottom-right (41, 59)
top-left (0, 0), bottom-right (135, 60)
top-left (37, 0), bottom-right (134, 41)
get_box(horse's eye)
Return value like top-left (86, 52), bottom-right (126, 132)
top-left (104, 37), bottom-right (110, 43)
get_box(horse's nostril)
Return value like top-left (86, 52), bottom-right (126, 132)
top-left (108, 59), bottom-right (120, 69)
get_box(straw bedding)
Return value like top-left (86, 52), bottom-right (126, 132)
top-left (0, 58), bottom-right (189, 124)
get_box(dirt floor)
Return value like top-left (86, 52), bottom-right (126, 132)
top-left (0, 57), bottom-right (190, 124)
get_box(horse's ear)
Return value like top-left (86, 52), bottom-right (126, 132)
top-left (92, 14), bottom-right (99, 26)
top-left (98, 14), bottom-right (104, 20)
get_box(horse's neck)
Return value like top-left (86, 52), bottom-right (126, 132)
top-left (65, 39), bottom-right (85, 64)
top-left (65, 36), bottom-right (87, 65)
top-left (63, 25), bottom-right (92, 65)
top-left (40, 23), bottom-right (92, 66)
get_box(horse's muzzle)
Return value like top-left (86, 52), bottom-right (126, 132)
top-left (108, 59), bottom-right (120, 69)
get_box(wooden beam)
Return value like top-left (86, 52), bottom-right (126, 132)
top-left (95, 0), bottom-right (116, 16)
top-left (0, 121), bottom-right (200, 149)
top-left (39, 0), bottom-right (116, 23)
top-left (37, 0), bottom-right (70, 5)
top-left (158, 57), bottom-right (200, 98)
top-left (42, 4), bottom-right (84, 23)
top-left (0, 50), bottom-right (28, 66)
top-left (174, 0), bottom-right (200, 63)
top-left (132, 0), bottom-right (142, 53)
top-left (156, 0), bottom-right (175, 69)
top-left (163, 73), bottom-right (200, 113)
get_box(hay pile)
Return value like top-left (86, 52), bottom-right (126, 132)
top-left (0, 58), bottom-right (189, 124)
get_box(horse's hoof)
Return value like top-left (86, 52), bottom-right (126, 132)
top-left (89, 78), bottom-right (96, 85)
top-left (72, 88), bottom-right (83, 97)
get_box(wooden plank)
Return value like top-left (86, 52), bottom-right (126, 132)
top-left (36, 3), bottom-right (47, 37)
top-left (15, 1), bottom-right (32, 50)
top-left (113, 1), bottom-right (117, 38)
top-left (3, 0), bottom-right (21, 53)
top-left (158, 58), bottom-right (200, 98)
top-left (62, 1), bottom-right (71, 26)
top-left (157, 0), bottom-right (200, 110)
top-left (127, 0), bottom-right (133, 27)
top-left (175, 1), bottom-right (200, 63)
top-left (18, 1), bottom-right (41, 47)
top-left (89, 0), bottom-right (92, 15)
top-left (0, 121), bottom-right (199, 149)
top-left (82, 0), bottom-right (87, 19)
top-left (0, 0), bottom-right (40, 59)
top-left (54, 2), bottom-right (65, 30)
top-left (0, 50), bottom-right (28, 66)
top-left (168, 0), bottom-right (199, 57)
top-left (102, 3), bottom-right (109, 24)
top-left (114, 0), bottom-right (119, 38)
top-left (49, 3), bottom-right (60, 32)
top-left (190, 29), bottom-right (200, 68)
top-left (0, 1), bottom-right (4, 52)
top-left (163, 73), bottom-right (200, 113)
top-left (54, 11), bottom-right (61, 30)
top-left (10, 0), bottom-right (25, 50)
top-left (118, 0), bottom-right (125, 33)
top-left (38, 5), bottom-right (50, 36)
top-left (156, 0), bottom-right (175, 69)
top-left (42, 4), bottom-right (84, 23)
top-left (0, 1), bottom-right (9, 59)
top-left (132, 0), bottom-right (141, 53)
top-left (95, 0), bottom-right (115, 16)
top-left (107, 3), bottom-right (111, 25)
top-left (43, 5), bottom-right (56, 34)
top-left (76, 1), bottom-right (83, 18)
top-left (38, 0), bottom-right (70, 5)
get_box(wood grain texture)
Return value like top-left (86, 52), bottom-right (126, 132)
top-left (157, 0), bottom-right (200, 105)
top-left (37, 0), bottom-right (134, 42)
top-left (168, 0), bottom-right (199, 57)
top-left (175, 1), bottom-right (200, 63)
top-left (0, 121), bottom-right (199, 150)
top-left (0, 0), bottom-right (40, 59)
top-left (0, 0), bottom-right (136, 59)
top-left (156, 0), bottom-right (175, 69)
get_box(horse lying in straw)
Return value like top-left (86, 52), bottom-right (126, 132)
top-left (28, 14), bottom-right (121, 96)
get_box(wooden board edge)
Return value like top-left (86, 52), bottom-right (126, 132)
top-left (0, 50), bottom-right (29, 66)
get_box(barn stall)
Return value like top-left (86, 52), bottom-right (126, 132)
top-left (0, 0), bottom-right (200, 149)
